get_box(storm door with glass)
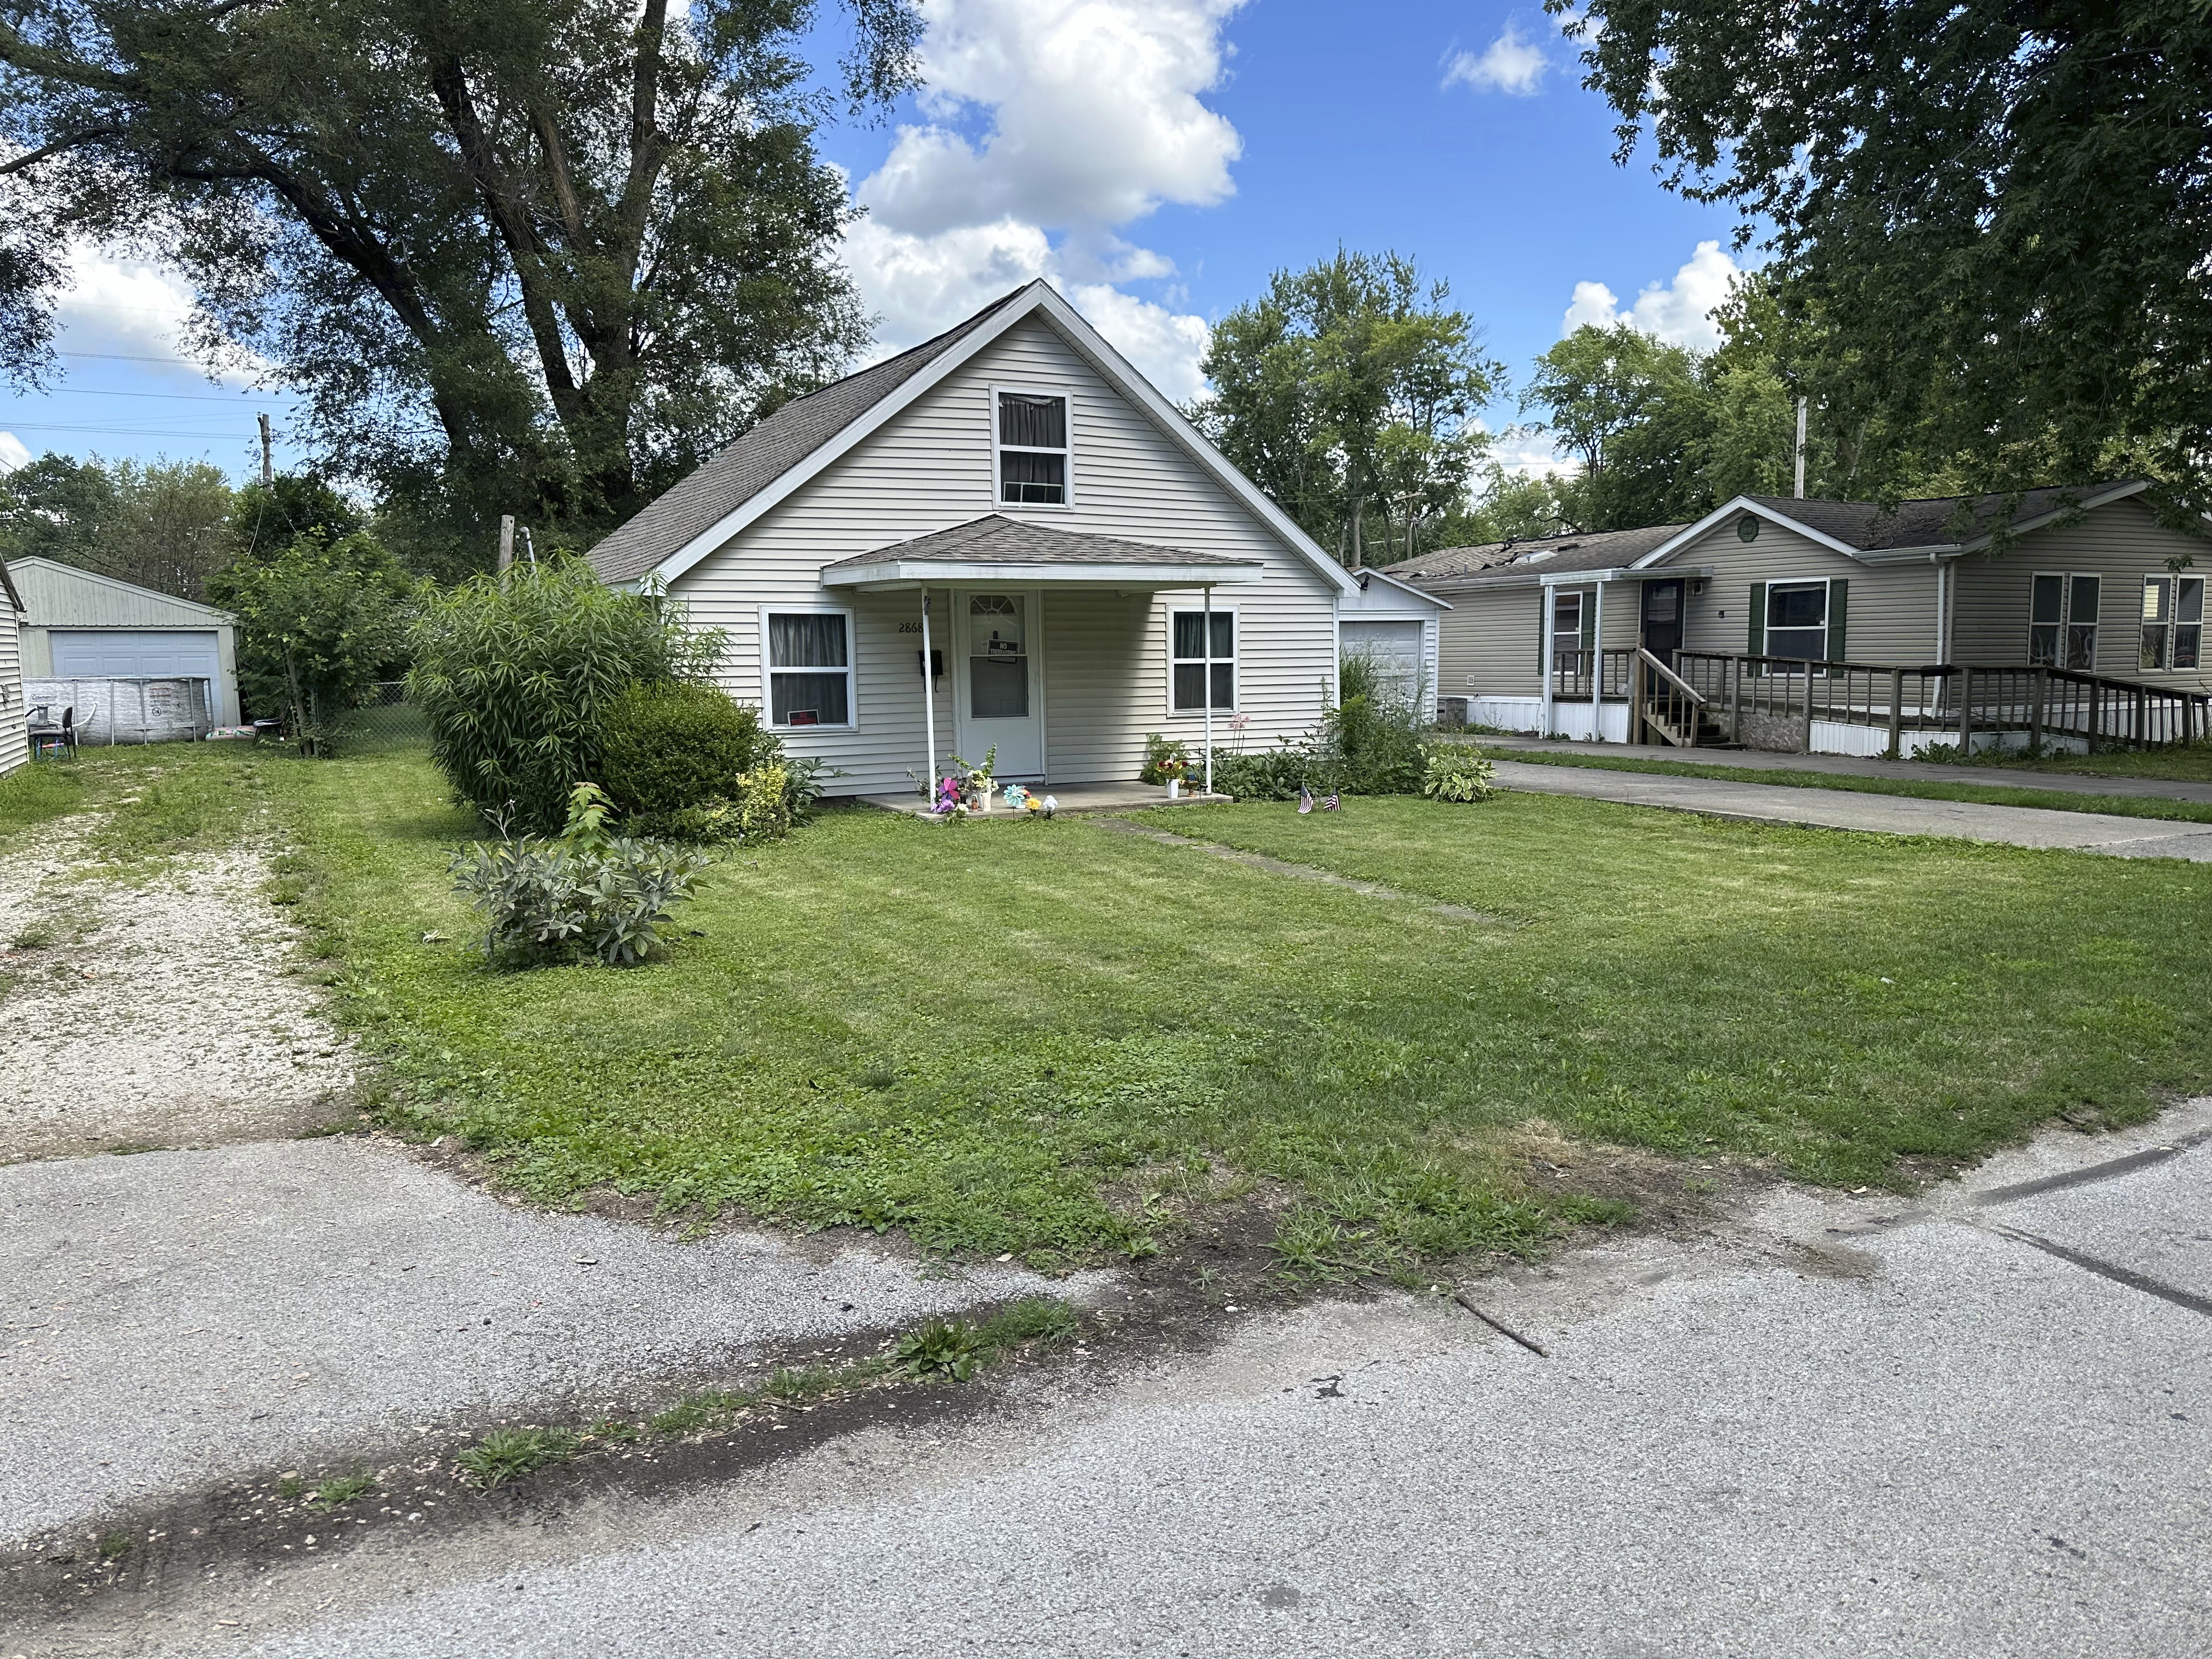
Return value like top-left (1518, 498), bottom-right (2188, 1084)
top-left (956, 592), bottom-right (1044, 778)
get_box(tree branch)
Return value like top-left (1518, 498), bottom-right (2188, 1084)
top-left (0, 129), bottom-right (118, 176)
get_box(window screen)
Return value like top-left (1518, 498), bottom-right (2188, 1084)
top-left (1765, 581), bottom-right (1827, 662)
top-left (998, 392), bottom-right (1069, 505)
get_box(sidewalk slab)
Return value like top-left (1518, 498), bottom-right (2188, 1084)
top-left (1488, 759), bottom-right (2212, 859)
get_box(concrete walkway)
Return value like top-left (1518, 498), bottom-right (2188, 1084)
top-left (1481, 735), bottom-right (2212, 804)
top-left (55, 1104), bottom-right (2212, 1659)
top-left (1488, 758), bottom-right (2212, 860)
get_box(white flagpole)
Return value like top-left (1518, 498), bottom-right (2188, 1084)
top-left (1203, 583), bottom-right (1215, 795)
top-left (920, 590), bottom-right (938, 800)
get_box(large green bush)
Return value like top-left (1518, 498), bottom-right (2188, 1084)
top-left (1210, 653), bottom-right (1432, 800)
top-left (408, 558), bottom-right (721, 833)
top-left (599, 681), bottom-right (777, 822)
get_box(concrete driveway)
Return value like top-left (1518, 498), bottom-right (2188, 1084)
top-left (30, 1101), bottom-right (2207, 1659)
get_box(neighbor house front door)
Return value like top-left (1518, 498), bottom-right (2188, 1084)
top-left (956, 591), bottom-right (1045, 780)
top-left (1641, 580), bottom-right (1685, 666)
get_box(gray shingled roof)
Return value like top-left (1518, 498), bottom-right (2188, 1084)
top-left (1735, 483), bottom-right (2135, 551)
top-left (588, 285), bottom-right (1035, 584)
top-left (1384, 523), bottom-right (1688, 585)
top-left (821, 515), bottom-right (1260, 573)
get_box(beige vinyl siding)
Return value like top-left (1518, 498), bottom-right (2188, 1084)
top-left (1, 614), bottom-right (26, 774)
top-left (669, 315), bottom-right (1339, 793)
top-left (1951, 498), bottom-right (2212, 690)
top-left (1664, 521), bottom-right (1940, 664)
top-left (1432, 583), bottom-right (1544, 695)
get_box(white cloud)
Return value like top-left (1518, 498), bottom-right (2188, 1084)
top-left (0, 431), bottom-right (29, 472)
top-left (1442, 24), bottom-right (1549, 95)
top-left (51, 247), bottom-right (261, 386)
top-left (842, 0), bottom-right (1241, 402)
top-left (1560, 240), bottom-right (1743, 351)
top-left (1489, 427), bottom-right (1578, 479)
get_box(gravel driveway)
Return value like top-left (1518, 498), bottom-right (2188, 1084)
top-left (0, 823), bottom-right (356, 1163)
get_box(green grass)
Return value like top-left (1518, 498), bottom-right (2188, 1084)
top-left (1932, 739), bottom-right (2212, 783)
top-left (0, 758), bottom-right (90, 833)
top-left (0, 745), bottom-right (276, 870)
top-left (309, 1472), bottom-right (375, 1509)
top-left (1492, 747), bottom-right (2212, 823)
top-left (234, 739), bottom-right (2212, 1275)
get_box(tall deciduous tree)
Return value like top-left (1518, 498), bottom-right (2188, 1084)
top-left (1193, 251), bottom-right (1505, 566)
top-left (0, 450), bottom-right (234, 595)
top-left (0, 0), bottom-right (921, 547)
top-left (1556, 0), bottom-right (2212, 508)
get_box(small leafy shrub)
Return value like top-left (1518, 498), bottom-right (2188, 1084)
top-left (1910, 741), bottom-right (1965, 765)
top-left (1211, 746), bottom-right (1312, 801)
top-left (409, 557), bottom-right (724, 833)
top-left (450, 783), bottom-right (711, 967)
top-left (893, 1317), bottom-right (986, 1380)
top-left (664, 765), bottom-right (797, 844)
top-left (1139, 731), bottom-right (1194, 785)
top-left (1421, 744), bottom-right (1499, 803)
top-left (456, 1426), bottom-right (581, 1489)
top-left (1320, 652), bottom-right (1427, 795)
top-left (600, 680), bottom-right (779, 824)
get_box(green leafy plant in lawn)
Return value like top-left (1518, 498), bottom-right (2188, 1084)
top-left (456, 1426), bottom-right (581, 1489)
top-left (408, 556), bottom-right (725, 833)
top-left (1421, 744), bottom-right (1499, 803)
top-left (450, 782), bottom-right (710, 966)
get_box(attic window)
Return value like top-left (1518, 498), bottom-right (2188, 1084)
top-left (997, 390), bottom-right (1069, 506)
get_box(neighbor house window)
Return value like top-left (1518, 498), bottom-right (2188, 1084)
top-left (1550, 590), bottom-right (1584, 667)
top-left (764, 610), bottom-right (853, 727)
top-left (997, 389), bottom-right (1069, 506)
top-left (2029, 572), bottom-right (2101, 669)
top-left (2140, 574), bottom-right (2204, 671)
top-left (1765, 579), bottom-right (1828, 662)
top-left (1171, 608), bottom-right (1235, 711)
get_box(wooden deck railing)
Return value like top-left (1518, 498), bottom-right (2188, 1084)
top-left (1549, 647), bottom-right (1635, 701)
top-left (1671, 652), bottom-right (2212, 753)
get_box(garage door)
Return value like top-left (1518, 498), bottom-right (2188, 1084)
top-left (1339, 620), bottom-right (1425, 706)
top-left (50, 629), bottom-right (222, 684)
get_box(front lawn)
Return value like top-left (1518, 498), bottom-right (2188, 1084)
top-left (241, 742), bottom-right (2212, 1276)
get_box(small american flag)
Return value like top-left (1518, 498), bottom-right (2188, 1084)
top-left (1320, 792), bottom-right (1341, 811)
top-left (1297, 786), bottom-right (1314, 814)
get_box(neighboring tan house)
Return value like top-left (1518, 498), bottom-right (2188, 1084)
top-left (589, 280), bottom-right (1444, 794)
top-left (8, 557), bottom-right (242, 727)
top-left (1388, 482), bottom-right (2211, 755)
top-left (0, 560), bottom-right (25, 775)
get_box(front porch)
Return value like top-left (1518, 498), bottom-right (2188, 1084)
top-left (857, 781), bottom-right (1232, 815)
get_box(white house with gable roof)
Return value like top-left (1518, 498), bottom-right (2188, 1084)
top-left (589, 280), bottom-right (1444, 796)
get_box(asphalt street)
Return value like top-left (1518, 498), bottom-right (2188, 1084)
top-left (33, 1101), bottom-right (2205, 1659)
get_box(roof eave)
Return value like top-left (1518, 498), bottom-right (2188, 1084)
top-left (1632, 498), bottom-right (1872, 567)
top-left (1952, 479), bottom-right (2153, 554)
top-left (820, 558), bottom-right (1267, 591)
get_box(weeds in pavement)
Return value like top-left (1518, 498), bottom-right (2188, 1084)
top-left (309, 1473), bottom-right (375, 1509)
top-left (96, 1532), bottom-right (132, 1561)
top-left (894, 1319), bottom-right (987, 1380)
top-left (456, 1427), bottom-right (582, 1489)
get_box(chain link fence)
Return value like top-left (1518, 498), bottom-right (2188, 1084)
top-left (337, 680), bottom-right (429, 748)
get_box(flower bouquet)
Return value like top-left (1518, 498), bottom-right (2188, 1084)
top-left (1156, 753), bottom-right (1190, 798)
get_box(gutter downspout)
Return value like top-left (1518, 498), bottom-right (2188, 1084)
top-left (1203, 583), bottom-right (1215, 795)
top-left (920, 590), bottom-right (938, 800)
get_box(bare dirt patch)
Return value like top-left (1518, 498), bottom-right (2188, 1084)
top-left (0, 821), bottom-right (357, 1164)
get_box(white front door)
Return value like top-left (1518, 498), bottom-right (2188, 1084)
top-left (956, 591), bottom-right (1045, 780)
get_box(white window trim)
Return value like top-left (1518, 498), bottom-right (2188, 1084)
top-left (992, 382), bottom-right (1075, 511)
top-left (1764, 576), bottom-right (1830, 668)
top-left (757, 605), bottom-right (857, 731)
top-left (2050, 571), bottom-right (2101, 672)
top-left (2138, 572), bottom-right (2205, 673)
top-left (1550, 589), bottom-right (1585, 662)
top-left (1166, 601), bottom-right (1238, 716)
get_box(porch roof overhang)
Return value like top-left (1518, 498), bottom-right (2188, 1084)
top-left (817, 513), bottom-right (1265, 593)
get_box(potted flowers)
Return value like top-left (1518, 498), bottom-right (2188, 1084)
top-left (1156, 753), bottom-right (1190, 799)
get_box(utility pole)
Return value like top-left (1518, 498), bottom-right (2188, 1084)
top-left (498, 515), bottom-right (515, 573)
top-left (1794, 397), bottom-right (1808, 499)
top-left (257, 413), bottom-right (274, 487)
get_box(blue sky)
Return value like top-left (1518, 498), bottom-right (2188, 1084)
top-left (0, 0), bottom-right (1748, 486)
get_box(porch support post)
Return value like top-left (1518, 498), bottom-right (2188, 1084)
top-left (919, 589), bottom-right (938, 799)
top-left (1202, 583), bottom-right (1215, 795)
top-left (1591, 577), bottom-right (1606, 724)
top-left (1540, 579), bottom-right (1556, 739)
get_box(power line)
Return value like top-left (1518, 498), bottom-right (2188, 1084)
top-left (3, 386), bottom-right (281, 403)
top-left (0, 421), bottom-right (269, 437)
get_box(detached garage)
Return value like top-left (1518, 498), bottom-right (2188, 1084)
top-left (1336, 568), bottom-right (1446, 719)
top-left (8, 557), bottom-right (241, 728)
